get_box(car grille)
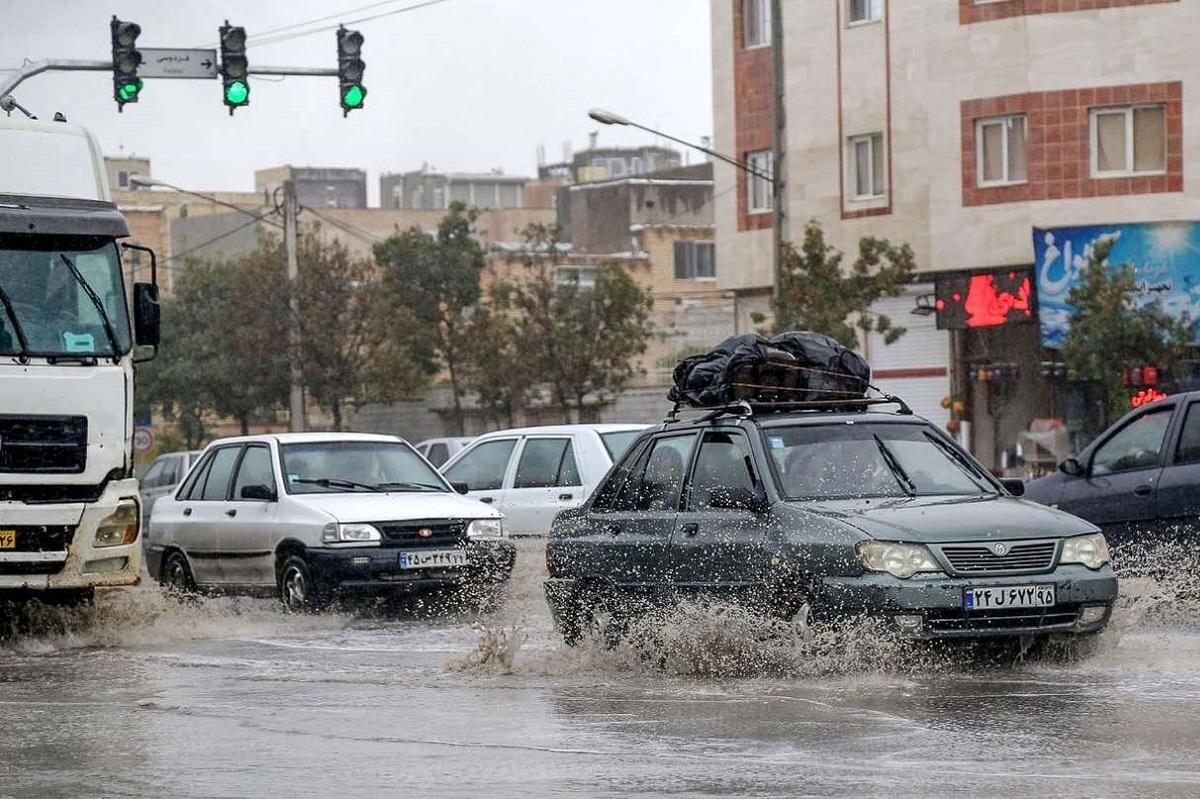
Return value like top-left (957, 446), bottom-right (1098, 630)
top-left (926, 605), bottom-right (1081, 634)
top-left (938, 540), bottom-right (1058, 575)
top-left (375, 520), bottom-right (467, 549)
top-left (0, 415), bottom-right (88, 474)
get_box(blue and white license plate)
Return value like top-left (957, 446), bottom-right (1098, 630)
top-left (398, 549), bottom-right (468, 570)
top-left (965, 584), bottom-right (1055, 611)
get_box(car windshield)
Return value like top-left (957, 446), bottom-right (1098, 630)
top-left (601, 430), bottom-right (641, 460)
top-left (765, 423), bottom-right (997, 500)
top-left (0, 235), bottom-right (132, 357)
top-left (279, 441), bottom-right (448, 494)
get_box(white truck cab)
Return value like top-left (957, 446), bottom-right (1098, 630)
top-left (0, 116), bottom-right (160, 603)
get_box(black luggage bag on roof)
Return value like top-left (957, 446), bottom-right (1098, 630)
top-left (668, 331), bottom-right (871, 408)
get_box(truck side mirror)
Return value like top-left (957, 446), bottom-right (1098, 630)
top-left (133, 282), bottom-right (161, 349)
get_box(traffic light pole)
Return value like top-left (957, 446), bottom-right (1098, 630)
top-left (0, 61), bottom-right (335, 100)
top-left (283, 180), bottom-right (306, 433)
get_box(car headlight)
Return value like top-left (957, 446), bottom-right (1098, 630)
top-left (856, 541), bottom-right (941, 579)
top-left (1060, 532), bottom-right (1110, 570)
top-left (467, 518), bottom-right (505, 539)
top-left (94, 499), bottom-right (140, 547)
top-left (321, 522), bottom-right (382, 544)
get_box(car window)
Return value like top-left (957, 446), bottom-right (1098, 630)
top-left (1174, 404), bottom-right (1200, 465)
top-left (443, 439), bottom-right (517, 491)
top-left (614, 433), bottom-right (697, 512)
top-left (279, 441), bottom-right (446, 494)
top-left (426, 443), bottom-right (450, 468)
top-left (233, 445), bottom-right (274, 500)
top-left (164, 457), bottom-right (183, 485)
top-left (200, 446), bottom-right (242, 501)
top-left (141, 458), bottom-right (166, 488)
top-left (513, 438), bottom-right (582, 489)
top-left (1092, 408), bottom-right (1173, 477)
top-left (179, 452), bottom-right (213, 501)
top-left (689, 431), bottom-right (758, 511)
top-left (600, 430), bottom-right (641, 461)
top-left (591, 438), bottom-right (650, 512)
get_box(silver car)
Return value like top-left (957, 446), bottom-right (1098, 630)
top-left (145, 433), bottom-right (514, 609)
top-left (138, 450), bottom-right (202, 527)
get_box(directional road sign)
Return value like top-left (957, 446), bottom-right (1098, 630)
top-left (138, 48), bottom-right (218, 79)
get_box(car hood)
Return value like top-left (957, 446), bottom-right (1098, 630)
top-left (286, 491), bottom-right (502, 524)
top-left (792, 494), bottom-right (1098, 543)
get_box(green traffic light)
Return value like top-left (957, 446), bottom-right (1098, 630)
top-left (342, 83), bottom-right (365, 108)
top-left (224, 80), bottom-right (249, 106)
top-left (117, 79), bottom-right (142, 102)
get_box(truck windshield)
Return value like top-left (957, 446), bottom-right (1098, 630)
top-left (764, 423), bottom-right (997, 500)
top-left (0, 236), bottom-right (131, 357)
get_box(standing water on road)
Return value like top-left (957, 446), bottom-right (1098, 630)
top-left (3, 539), bottom-right (1200, 798)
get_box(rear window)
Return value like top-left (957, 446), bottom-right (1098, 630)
top-left (600, 430), bottom-right (641, 461)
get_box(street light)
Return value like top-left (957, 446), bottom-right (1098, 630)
top-left (587, 107), bottom-right (773, 183)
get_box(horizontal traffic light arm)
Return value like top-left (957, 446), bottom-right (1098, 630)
top-left (0, 60), bottom-right (338, 99)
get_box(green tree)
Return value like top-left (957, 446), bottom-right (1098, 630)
top-left (373, 203), bottom-right (486, 434)
top-left (765, 220), bottom-right (916, 347)
top-left (461, 298), bottom-right (533, 427)
top-left (1061, 235), bottom-right (1193, 436)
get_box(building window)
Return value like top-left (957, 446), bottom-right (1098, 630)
top-left (746, 150), bottom-right (774, 212)
top-left (848, 0), bottom-right (883, 25)
top-left (117, 170), bottom-right (130, 189)
top-left (976, 115), bottom-right (1027, 186)
top-left (1091, 105), bottom-right (1166, 177)
top-left (674, 241), bottom-right (717, 280)
top-left (849, 133), bottom-right (885, 199)
top-left (744, 0), bottom-right (771, 48)
top-left (556, 266), bottom-right (601, 289)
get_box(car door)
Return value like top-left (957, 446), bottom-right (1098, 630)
top-left (218, 443), bottom-right (281, 588)
top-left (443, 438), bottom-right (518, 510)
top-left (1154, 399), bottom-right (1200, 543)
top-left (139, 456), bottom-right (173, 525)
top-left (1058, 405), bottom-right (1175, 552)
top-left (671, 429), bottom-right (772, 596)
top-left (174, 445), bottom-right (243, 585)
top-left (501, 436), bottom-right (585, 535)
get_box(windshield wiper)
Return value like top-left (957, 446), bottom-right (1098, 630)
top-left (59, 254), bottom-right (120, 360)
top-left (0, 284), bottom-right (31, 362)
top-left (874, 435), bottom-right (917, 496)
top-left (923, 432), bottom-right (998, 493)
top-left (293, 477), bottom-right (383, 493)
top-left (375, 481), bottom-right (445, 492)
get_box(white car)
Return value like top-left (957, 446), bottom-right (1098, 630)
top-left (146, 433), bottom-right (514, 609)
top-left (414, 436), bottom-right (474, 468)
top-left (440, 424), bottom-right (648, 535)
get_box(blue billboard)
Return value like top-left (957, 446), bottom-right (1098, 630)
top-left (1034, 222), bottom-right (1200, 348)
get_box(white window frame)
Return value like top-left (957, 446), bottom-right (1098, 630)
top-left (743, 0), bottom-right (771, 49)
top-left (848, 0), bottom-right (883, 26)
top-left (674, 241), bottom-right (717, 282)
top-left (848, 133), bottom-right (885, 200)
top-left (746, 150), bottom-right (774, 213)
top-left (1089, 104), bottom-right (1167, 179)
top-left (976, 115), bottom-right (1027, 188)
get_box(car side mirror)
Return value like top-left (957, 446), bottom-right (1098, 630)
top-left (1059, 457), bottom-right (1085, 477)
top-left (1000, 478), bottom-right (1026, 497)
top-left (240, 484), bottom-right (276, 502)
top-left (133, 282), bottom-right (161, 348)
top-left (452, 482), bottom-right (470, 495)
top-left (707, 486), bottom-right (767, 512)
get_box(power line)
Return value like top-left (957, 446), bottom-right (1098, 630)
top-left (240, 0), bottom-right (457, 49)
top-left (302, 207), bottom-right (382, 245)
top-left (165, 215), bottom-right (271, 264)
top-left (195, 0), bottom-right (411, 47)
top-left (133, 177), bottom-right (283, 229)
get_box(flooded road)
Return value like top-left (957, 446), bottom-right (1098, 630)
top-left (3, 540), bottom-right (1200, 798)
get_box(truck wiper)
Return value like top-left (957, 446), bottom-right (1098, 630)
top-left (59, 254), bottom-right (120, 360)
top-left (0, 283), bottom-right (31, 361)
top-left (293, 477), bottom-right (383, 493)
top-left (874, 435), bottom-right (917, 496)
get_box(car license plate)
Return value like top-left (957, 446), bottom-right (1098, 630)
top-left (965, 584), bottom-right (1055, 611)
top-left (398, 549), bottom-right (468, 570)
top-left (0, 530), bottom-right (13, 549)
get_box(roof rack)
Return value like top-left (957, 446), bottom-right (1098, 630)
top-left (664, 392), bottom-right (913, 424)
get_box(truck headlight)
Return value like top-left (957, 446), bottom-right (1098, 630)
top-left (94, 500), bottom-right (139, 547)
top-left (856, 541), bottom-right (941, 579)
top-left (321, 522), bottom-right (381, 544)
top-left (467, 519), bottom-right (505, 539)
top-left (1060, 533), bottom-right (1110, 570)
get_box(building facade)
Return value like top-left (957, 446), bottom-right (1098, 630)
top-left (712, 0), bottom-right (1199, 472)
top-left (255, 165), bottom-right (368, 209)
top-left (538, 144), bottom-right (685, 184)
top-left (379, 168), bottom-right (530, 210)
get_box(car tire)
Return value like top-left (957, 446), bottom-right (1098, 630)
top-left (560, 584), bottom-right (628, 649)
top-left (278, 554), bottom-right (326, 612)
top-left (160, 551), bottom-right (197, 596)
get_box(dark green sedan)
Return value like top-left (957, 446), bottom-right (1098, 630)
top-left (545, 404), bottom-right (1117, 642)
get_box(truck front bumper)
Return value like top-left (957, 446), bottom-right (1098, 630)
top-left (0, 479), bottom-right (142, 592)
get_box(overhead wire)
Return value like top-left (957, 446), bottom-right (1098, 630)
top-left (240, 0), bottom-right (457, 49)
top-left (301, 207), bottom-right (382, 245)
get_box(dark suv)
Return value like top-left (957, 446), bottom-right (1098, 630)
top-left (544, 403), bottom-right (1118, 641)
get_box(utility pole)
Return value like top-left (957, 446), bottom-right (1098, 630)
top-left (283, 179), bottom-right (306, 432)
top-left (770, 0), bottom-right (787, 307)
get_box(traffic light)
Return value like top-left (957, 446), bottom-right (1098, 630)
top-left (110, 17), bottom-right (143, 111)
top-left (219, 21), bottom-right (249, 113)
top-left (337, 26), bottom-right (366, 115)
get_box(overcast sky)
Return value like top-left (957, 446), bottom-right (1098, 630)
top-left (2, 0), bottom-right (714, 204)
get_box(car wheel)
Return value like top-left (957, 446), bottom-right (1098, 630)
top-left (561, 585), bottom-right (628, 649)
top-left (278, 555), bottom-right (324, 612)
top-left (160, 551), bottom-right (197, 596)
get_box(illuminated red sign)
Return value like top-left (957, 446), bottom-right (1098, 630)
top-left (936, 269), bottom-right (1036, 330)
top-left (1131, 388), bottom-right (1168, 408)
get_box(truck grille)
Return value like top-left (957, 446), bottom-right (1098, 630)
top-left (0, 415), bottom-right (88, 474)
top-left (376, 520), bottom-right (467, 549)
top-left (926, 605), bottom-right (1081, 634)
top-left (0, 525), bottom-right (75, 575)
top-left (938, 540), bottom-right (1058, 574)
